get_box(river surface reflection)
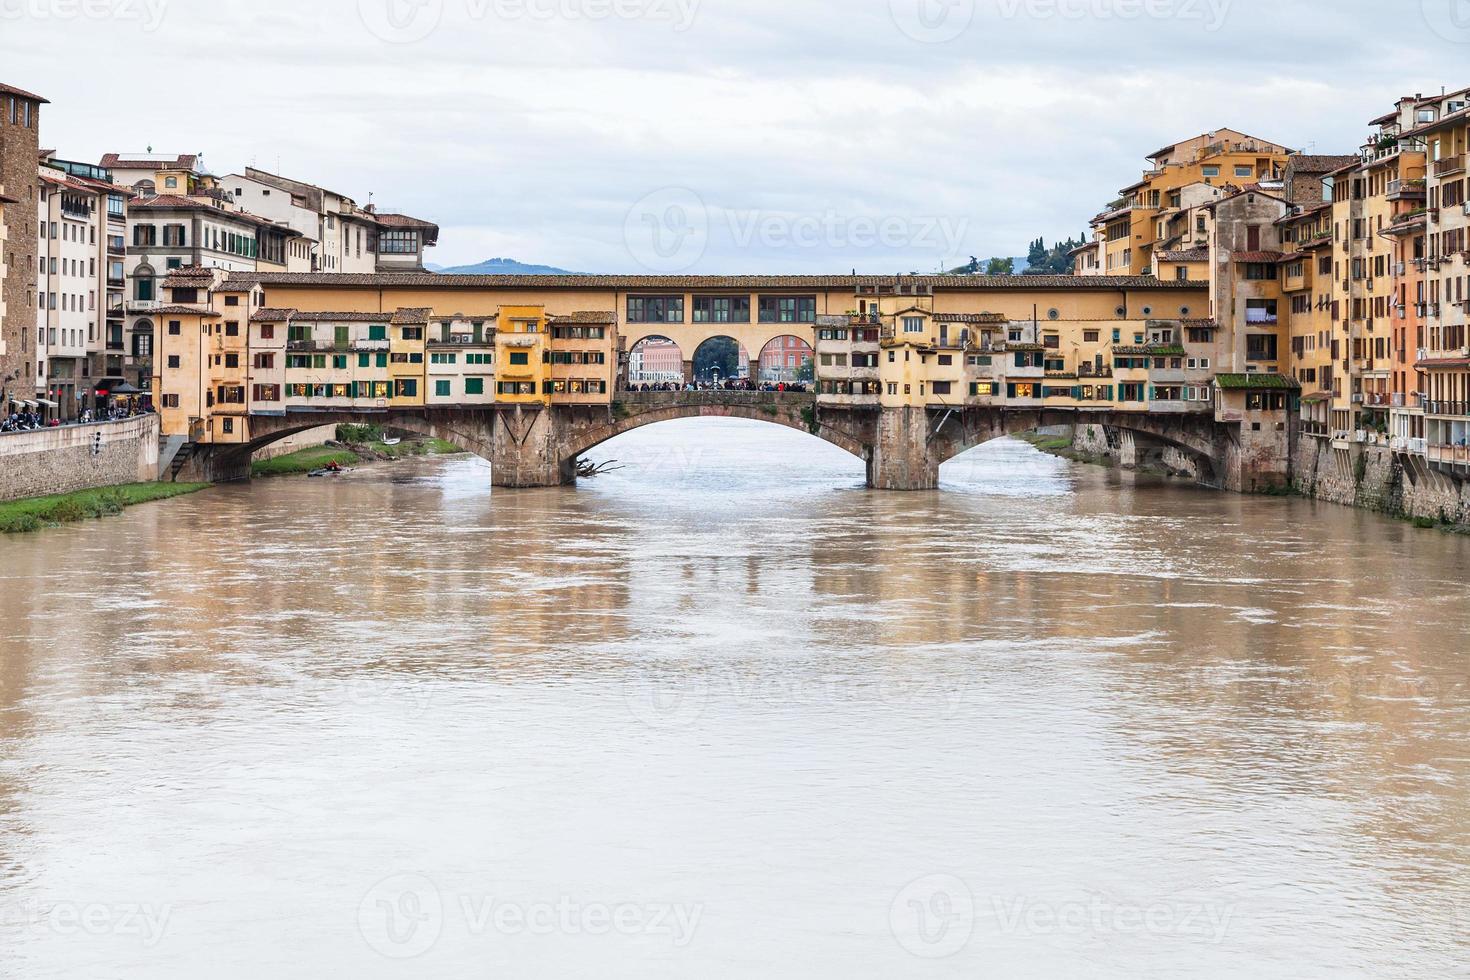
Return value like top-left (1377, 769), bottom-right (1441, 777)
top-left (1, 419), bottom-right (1468, 978)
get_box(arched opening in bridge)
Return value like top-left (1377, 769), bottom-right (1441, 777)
top-left (237, 419), bottom-right (479, 478)
top-left (691, 336), bottom-right (751, 384)
top-left (575, 417), bottom-right (866, 494)
top-left (627, 336), bottom-right (684, 386)
top-left (757, 335), bottom-right (814, 386)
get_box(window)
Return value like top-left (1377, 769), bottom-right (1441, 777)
top-left (1246, 334), bottom-right (1279, 361)
top-left (368, 325), bottom-right (388, 341)
top-left (162, 394), bottom-right (179, 408)
top-left (1202, 166), bottom-right (1220, 178)
top-left (465, 378), bottom-right (484, 395)
top-left (378, 230), bottom-right (420, 254)
top-left (166, 355), bottom-right (180, 369)
top-left (167, 321), bottom-right (181, 335)
top-left (435, 379), bottom-right (452, 397)
top-left (904, 317), bottom-right (924, 333)
top-left (1245, 299), bottom-right (1278, 324)
top-left (393, 379), bottom-right (418, 398)
top-left (693, 296), bottom-right (750, 323)
top-left (509, 351), bottom-right (530, 366)
top-left (1234, 166), bottom-right (1253, 178)
top-left (758, 296), bottom-right (816, 323)
top-left (627, 296), bottom-right (684, 323)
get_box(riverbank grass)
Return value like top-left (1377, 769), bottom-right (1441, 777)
top-left (251, 446), bottom-right (361, 477)
top-left (251, 437), bottom-right (462, 477)
top-left (0, 482), bottom-right (211, 534)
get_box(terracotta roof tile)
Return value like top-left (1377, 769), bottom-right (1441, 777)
top-left (225, 272), bottom-right (1204, 291)
top-left (0, 81), bottom-right (48, 103)
top-left (100, 152), bottom-right (196, 170)
top-left (251, 308), bottom-right (298, 322)
top-left (1232, 251), bottom-right (1286, 263)
top-left (932, 312), bottom-right (1007, 323)
top-left (550, 311), bottom-right (618, 324)
top-left (151, 305), bottom-right (221, 317)
top-left (391, 307), bottom-right (433, 324)
top-left (1157, 248), bottom-right (1209, 262)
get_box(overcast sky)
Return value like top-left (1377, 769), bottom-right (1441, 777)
top-left (5, 0), bottom-right (1469, 272)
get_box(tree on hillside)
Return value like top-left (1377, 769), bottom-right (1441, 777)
top-left (985, 257), bottom-right (1015, 275)
top-left (1023, 234), bottom-right (1090, 275)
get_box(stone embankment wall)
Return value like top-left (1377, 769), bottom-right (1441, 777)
top-left (1068, 421), bottom-right (1468, 527)
top-left (1293, 436), bottom-right (1469, 526)
top-left (0, 415), bottom-right (161, 502)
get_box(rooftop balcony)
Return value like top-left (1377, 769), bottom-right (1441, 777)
top-left (1386, 179), bottom-right (1427, 201)
top-left (1435, 154), bottom-right (1466, 177)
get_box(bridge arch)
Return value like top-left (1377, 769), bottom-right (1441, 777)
top-left (626, 335), bottom-right (685, 385)
top-left (690, 335), bottom-right (751, 382)
top-left (756, 334), bottom-right (814, 385)
top-left (557, 392), bottom-right (869, 470)
top-left (924, 409), bottom-right (1224, 487)
top-left (219, 410), bottom-right (498, 468)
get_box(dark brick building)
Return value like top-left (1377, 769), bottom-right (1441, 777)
top-left (1, 82), bottom-right (44, 410)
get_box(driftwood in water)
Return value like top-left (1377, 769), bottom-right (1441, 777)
top-left (576, 458), bottom-right (625, 478)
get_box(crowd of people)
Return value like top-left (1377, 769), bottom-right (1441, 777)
top-left (622, 378), bottom-right (811, 394)
top-left (1, 403), bottom-right (151, 434)
top-left (1, 409), bottom-right (47, 433)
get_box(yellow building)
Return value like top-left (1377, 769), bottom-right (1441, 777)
top-left (548, 311), bottom-right (616, 405)
top-left (494, 305), bottom-right (549, 405)
top-left (1092, 129), bottom-right (1292, 276)
top-left (1277, 202), bottom-right (1336, 436)
top-left (388, 308), bottom-right (428, 407)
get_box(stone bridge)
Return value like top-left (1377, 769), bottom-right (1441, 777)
top-left (179, 391), bottom-right (1281, 492)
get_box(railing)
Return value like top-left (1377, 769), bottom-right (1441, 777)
top-left (1423, 400), bottom-right (1470, 416)
top-left (1428, 444), bottom-right (1470, 464)
top-left (1435, 154), bottom-right (1465, 177)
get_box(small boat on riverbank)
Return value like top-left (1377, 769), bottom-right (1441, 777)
top-left (307, 467), bottom-right (354, 478)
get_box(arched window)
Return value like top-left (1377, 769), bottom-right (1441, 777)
top-left (134, 264), bottom-right (155, 302)
top-left (133, 179), bottom-right (156, 197)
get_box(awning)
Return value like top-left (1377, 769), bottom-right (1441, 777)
top-left (35, 399), bottom-right (59, 408)
top-left (107, 383), bottom-right (144, 396)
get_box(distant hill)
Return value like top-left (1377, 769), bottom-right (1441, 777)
top-left (430, 257), bottom-right (580, 275)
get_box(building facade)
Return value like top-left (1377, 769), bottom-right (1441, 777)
top-left (0, 82), bottom-right (44, 411)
